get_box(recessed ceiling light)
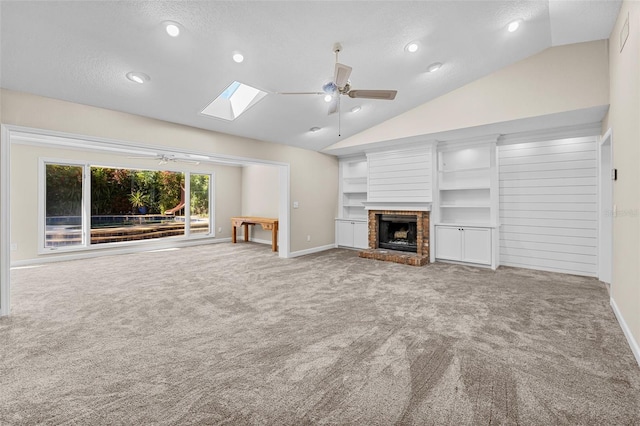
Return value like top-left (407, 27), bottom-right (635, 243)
top-left (324, 94), bottom-right (333, 103)
top-left (309, 126), bottom-right (321, 132)
top-left (427, 62), bottom-right (442, 73)
top-left (508, 20), bottom-right (521, 33)
top-left (163, 21), bottom-right (181, 37)
top-left (126, 71), bottom-right (150, 84)
top-left (351, 106), bottom-right (362, 113)
top-left (405, 42), bottom-right (419, 53)
top-left (232, 52), bottom-right (244, 63)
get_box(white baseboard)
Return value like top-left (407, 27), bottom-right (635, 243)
top-left (289, 244), bottom-right (335, 258)
top-left (610, 297), bottom-right (640, 368)
top-left (11, 237), bottom-right (231, 268)
top-left (243, 237), bottom-right (274, 246)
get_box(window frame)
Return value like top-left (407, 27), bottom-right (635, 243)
top-left (38, 158), bottom-right (215, 254)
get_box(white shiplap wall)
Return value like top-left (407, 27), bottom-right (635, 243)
top-left (498, 136), bottom-right (598, 276)
top-left (367, 147), bottom-right (432, 203)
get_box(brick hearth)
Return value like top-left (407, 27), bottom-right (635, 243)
top-left (359, 210), bottom-right (430, 266)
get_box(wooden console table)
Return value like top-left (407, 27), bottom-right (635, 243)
top-left (231, 216), bottom-right (279, 252)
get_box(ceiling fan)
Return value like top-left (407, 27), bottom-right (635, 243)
top-left (126, 153), bottom-right (204, 165)
top-left (277, 43), bottom-right (397, 133)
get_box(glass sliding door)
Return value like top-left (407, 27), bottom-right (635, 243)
top-left (42, 161), bottom-right (214, 251)
top-left (45, 164), bottom-right (84, 248)
top-left (90, 167), bottom-right (185, 244)
top-left (190, 174), bottom-right (210, 235)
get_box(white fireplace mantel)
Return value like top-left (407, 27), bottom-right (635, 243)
top-left (362, 202), bottom-right (432, 212)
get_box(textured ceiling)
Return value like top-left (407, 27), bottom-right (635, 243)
top-left (0, 1), bottom-right (621, 152)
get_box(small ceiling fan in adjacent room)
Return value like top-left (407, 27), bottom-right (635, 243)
top-left (126, 153), bottom-right (205, 165)
top-left (277, 42), bottom-right (398, 135)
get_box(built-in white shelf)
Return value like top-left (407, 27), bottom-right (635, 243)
top-left (339, 157), bottom-right (368, 226)
top-left (435, 140), bottom-right (498, 269)
top-left (439, 185), bottom-right (491, 191)
top-left (439, 165), bottom-right (491, 173)
top-left (440, 204), bottom-right (491, 208)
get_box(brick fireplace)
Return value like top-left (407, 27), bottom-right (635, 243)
top-left (359, 210), bottom-right (430, 266)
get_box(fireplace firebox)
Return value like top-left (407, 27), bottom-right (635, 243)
top-left (377, 214), bottom-right (418, 253)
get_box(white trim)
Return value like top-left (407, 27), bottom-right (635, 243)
top-left (184, 171), bottom-right (192, 236)
top-left (5, 124), bottom-right (288, 168)
top-left (610, 297), bottom-right (640, 368)
top-left (10, 237), bottom-right (232, 268)
top-left (0, 125), bottom-right (11, 316)
top-left (289, 244), bottom-right (336, 258)
top-left (498, 123), bottom-right (602, 146)
top-left (278, 164), bottom-right (291, 258)
top-left (598, 129), bottom-right (613, 284)
top-left (363, 202), bottom-right (432, 211)
top-left (209, 172), bottom-right (216, 238)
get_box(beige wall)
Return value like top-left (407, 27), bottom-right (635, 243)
top-left (9, 144), bottom-right (243, 262)
top-left (327, 40), bottom-right (609, 151)
top-left (241, 164), bottom-right (280, 243)
top-left (1, 89), bottom-right (339, 256)
top-left (604, 1), bottom-right (640, 359)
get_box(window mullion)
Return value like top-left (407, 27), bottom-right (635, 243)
top-left (83, 164), bottom-right (91, 247)
top-left (184, 172), bottom-right (191, 237)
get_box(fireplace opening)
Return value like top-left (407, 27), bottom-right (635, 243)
top-left (378, 214), bottom-right (418, 253)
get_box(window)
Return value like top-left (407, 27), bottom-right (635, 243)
top-left (42, 160), bottom-right (214, 251)
top-left (190, 174), bottom-right (210, 235)
top-left (90, 168), bottom-right (186, 245)
top-left (200, 81), bottom-right (267, 121)
top-left (45, 164), bottom-right (84, 248)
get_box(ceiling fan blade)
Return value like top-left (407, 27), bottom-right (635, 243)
top-left (276, 91), bottom-right (324, 95)
top-left (176, 159), bottom-right (201, 165)
top-left (327, 96), bottom-right (339, 115)
top-left (348, 89), bottom-right (397, 100)
top-left (334, 63), bottom-right (352, 88)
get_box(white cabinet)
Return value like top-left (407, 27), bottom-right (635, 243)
top-left (336, 219), bottom-right (368, 249)
top-left (435, 225), bottom-right (492, 266)
top-left (435, 139), bottom-right (498, 268)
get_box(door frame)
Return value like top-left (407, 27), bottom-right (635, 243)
top-left (598, 128), bottom-right (613, 285)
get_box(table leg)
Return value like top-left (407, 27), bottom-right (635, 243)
top-left (272, 227), bottom-right (277, 252)
top-left (232, 225), bottom-right (237, 243)
top-left (243, 224), bottom-right (249, 242)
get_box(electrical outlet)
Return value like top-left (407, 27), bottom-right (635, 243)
top-left (218, 227), bottom-right (222, 233)
top-left (307, 235), bottom-right (311, 242)
top-left (10, 243), bottom-right (17, 251)
top-left (293, 201), bottom-right (299, 209)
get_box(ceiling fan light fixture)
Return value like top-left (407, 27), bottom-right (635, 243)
top-left (126, 71), bottom-right (150, 84)
top-left (232, 52), bottom-right (244, 63)
top-left (163, 21), bottom-right (181, 37)
top-left (508, 19), bottom-right (521, 33)
top-left (322, 81), bottom-right (337, 94)
top-left (427, 62), bottom-right (442, 73)
top-left (350, 105), bottom-right (361, 113)
top-left (324, 94), bottom-right (333, 103)
top-left (405, 42), bottom-right (419, 53)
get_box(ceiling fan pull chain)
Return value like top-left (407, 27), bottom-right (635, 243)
top-left (338, 97), bottom-right (341, 137)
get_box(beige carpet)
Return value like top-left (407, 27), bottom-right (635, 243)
top-left (2, 243), bottom-right (639, 425)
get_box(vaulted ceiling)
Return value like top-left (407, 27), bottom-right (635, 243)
top-left (0, 1), bottom-right (621, 152)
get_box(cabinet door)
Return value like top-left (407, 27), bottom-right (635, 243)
top-left (353, 222), bottom-right (369, 249)
top-left (462, 227), bottom-right (491, 265)
top-left (337, 221), bottom-right (354, 247)
top-left (435, 226), bottom-right (462, 261)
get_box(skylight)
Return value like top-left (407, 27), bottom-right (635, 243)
top-left (201, 81), bottom-right (267, 121)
